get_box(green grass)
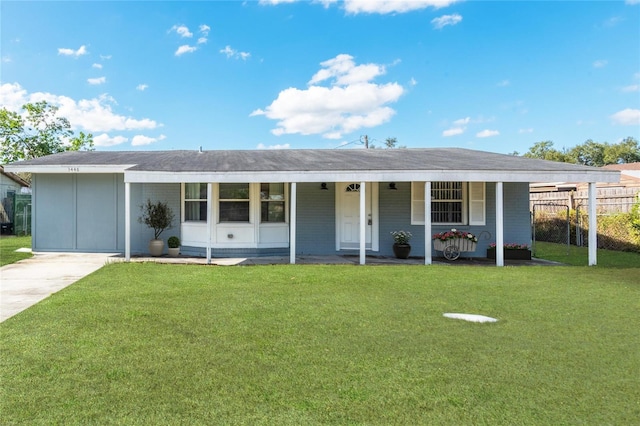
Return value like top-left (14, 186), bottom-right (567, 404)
top-left (0, 235), bottom-right (32, 266)
top-left (1, 263), bottom-right (639, 424)
top-left (534, 241), bottom-right (640, 267)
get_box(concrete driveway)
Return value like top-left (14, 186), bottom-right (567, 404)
top-left (0, 252), bottom-right (116, 322)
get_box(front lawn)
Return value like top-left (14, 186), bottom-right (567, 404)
top-left (0, 235), bottom-right (32, 266)
top-left (1, 263), bottom-right (639, 424)
top-left (534, 241), bottom-right (640, 267)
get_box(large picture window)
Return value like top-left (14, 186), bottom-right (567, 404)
top-left (411, 182), bottom-right (485, 225)
top-left (219, 183), bottom-right (250, 222)
top-left (184, 183), bottom-right (207, 222)
top-left (260, 183), bottom-right (285, 223)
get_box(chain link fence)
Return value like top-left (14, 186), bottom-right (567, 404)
top-left (576, 201), bottom-right (640, 252)
top-left (532, 199), bottom-right (640, 253)
top-left (532, 203), bottom-right (570, 254)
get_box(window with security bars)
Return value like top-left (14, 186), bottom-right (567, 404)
top-left (411, 181), bottom-right (485, 225)
top-left (431, 182), bottom-right (463, 223)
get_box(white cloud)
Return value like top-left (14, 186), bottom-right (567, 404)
top-left (199, 24), bottom-right (210, 35)
top-left (476, 129), bottom-right (500, 138)
top-left (344, 0), bottom-right (459, 14)
top-left (593, 59), bottom-right (608, 68)
top-left (92, 63), bottom-right (103, 69)
top-left (625, 0), bottom-right (639, 4)
top-left (409, 77), bottom-right (417, 86)
top-left (175, 45), bottom-right (197, 56)
top-left (131, 134), bottom-right (166, 146)
top-left (603, 16), bottom-right (623, 27)
top-left (100, 54), bottom-right (112, 60)
top-left (256, 143), bottom-right (291, 149)
top-left (621, 84), bottom-right (639, 92)
top-left (171, 24), bottom-right (193, 38)
top-left (431, 13), bottom-right (462, 29)
top-left (611, 108), bottom-right (640, 125)
top-left (58, 45), bottom-right (88, 57)
top-left (0, 82), bottom-right (161, 133)
top-left (259, 0), bottom-right (297, 4)
top-left (87, 76), bottom-right (106, 85)
top-left (309, 54), bottom-right (385, 85)
top-left (251, 54), bottom-right (404, 139)
top-left (442, 127), bottom-right (464, 137)
top-left (136, 84), bottom-right (149, 91)
top-left (220, 45), bottom-right (251, 60)
top-left (519, 128), bottom-right (534, 134)
top-left (197, 37), bottom-right (208, 44)
top-left (93, 133), bottom-right (128, 147)
top-left (259, 0), bottom-right (459, 14)
top-left (452, 117), bottom-right (470, 126)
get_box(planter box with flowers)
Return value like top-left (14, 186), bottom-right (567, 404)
top-left (432, 229), bottom-right (478, 260)
top-left (487, 243), bottom-right (531, 260)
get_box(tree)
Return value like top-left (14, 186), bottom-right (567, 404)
top-left (523, 138), bottom-right (639, 166)
top-left (566, 139), bottom-right (605, 167)
top-left (1, 101), bottom-right (94, 164)
top-left (604, 137), bottom-right (640, 164)
top-left (523, 141), bottom-right (568, 162)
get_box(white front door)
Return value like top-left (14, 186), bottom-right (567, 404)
top-left (336, 183), bottom-right (378, 250)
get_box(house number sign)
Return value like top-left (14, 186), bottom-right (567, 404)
top-left (67, 167), bottom-right (80, 172)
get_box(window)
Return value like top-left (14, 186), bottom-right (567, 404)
top-left (411, 182), bottom-right (485, 225)
top-left (219, 183), bottom-right (250, 222)
top-left (184, 183), bottom-right (207, 222)
top-left (431, 182), bottom-right (463, 223)
top-left (260, 183), bottom-right (285, 223)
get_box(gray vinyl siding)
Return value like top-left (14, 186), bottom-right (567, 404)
top-left (379, 182), bottom-right (418, 256)
top-left (130, 183), bottom-right (181, 255)
top-left (295, 182), bottom-right (336, 255)
top-left (502, 182), bottom-right (532, 246)
top-left (376, 182), bottom-right (531, 258)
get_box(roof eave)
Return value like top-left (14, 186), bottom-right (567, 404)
top-left (124, 169), bottom-right (621, 184)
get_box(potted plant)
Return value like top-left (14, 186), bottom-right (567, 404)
top-left (167, 236), bottom-right (180, 257)
top-left (138, 199), bottom-right (175, 257)
top-left (391, 230), bottom-right (412, 259)
top-left (487, 243), bottom-right (531, 260)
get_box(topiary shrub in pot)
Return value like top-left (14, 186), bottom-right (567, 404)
top-left (139, 199), bottom-right (175, 257)
top-left (167, 236), bottom-right (180, 257)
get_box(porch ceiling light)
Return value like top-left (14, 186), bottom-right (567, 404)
top-left (389, 182), bottom-right (397, 190)
top-left (320, 183), bottom-right (328, 190)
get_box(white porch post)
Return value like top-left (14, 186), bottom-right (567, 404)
top-left (424, 181), bottom-right (432, 265)
top-left (125, 182), bottom-right (131, 262)
top-left (360, 181), bottom-right (366, 265)
top-left (588, 182), bottom-right (597, 266)
top-left (495, 182), bottom-right (504, 267)
top-left (206, 183), bottom-right (212, 264)
top-left (290, 182), bottom-right (297, 264)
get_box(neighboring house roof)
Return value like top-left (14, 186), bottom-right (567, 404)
top-left (0, 165), bottom-right (30, 188)
top-left (602, 162), bottom-right (640, 171)
top-left (5, 148), bottom-right (620, 184)
top-left (603, 162), bottom-right (640, 180)
top-left (531, 162), bottom-right (640, 193)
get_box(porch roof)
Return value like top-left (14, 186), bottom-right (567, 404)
top-left (5, 148), bottom-right (620, 184)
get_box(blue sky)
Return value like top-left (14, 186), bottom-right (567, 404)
top-left (1, 0), bottom-right (639, 154)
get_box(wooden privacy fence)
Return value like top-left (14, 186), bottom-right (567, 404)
top-left (530, 187), bottom-right (639, 213)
